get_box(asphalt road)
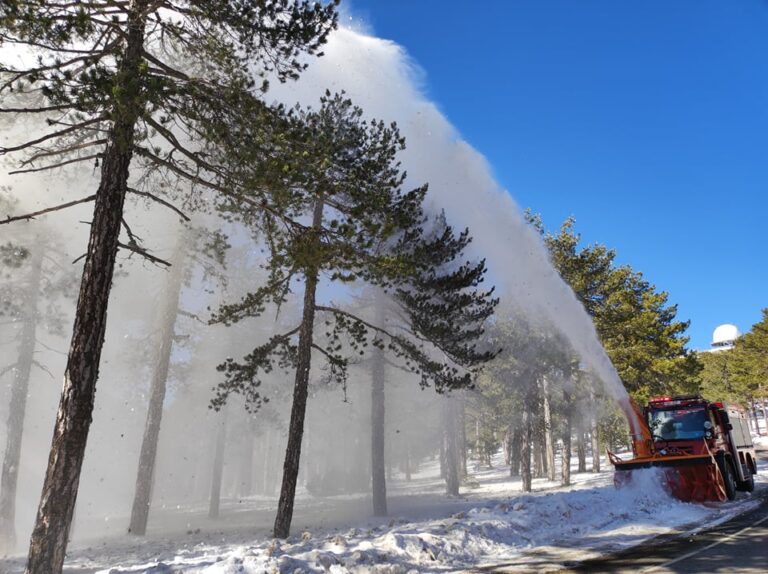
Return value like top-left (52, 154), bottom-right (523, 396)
top-left (566, 489), bottom-right (768, 573)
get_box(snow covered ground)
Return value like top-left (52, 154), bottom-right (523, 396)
top-left (1, 445), bottom-right (766, 574)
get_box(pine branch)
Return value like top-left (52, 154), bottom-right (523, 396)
top-left (126, 187), bottom-right (190, 221)
top-left (0, 104), bottom-right (75, 114)
top-left (311, 343), bottom-right (344, 366)
top-left (34, 339), bottom-right (67, 355)
top-left (21, 139), bottom-right (107, 166)
top-left (134, 145), bottom-right (304, 228)
top-left (8, 153), bottom-right (102, 175)
top-left (0, 116), bottom-right (104, 155)
top-left (316, 304), bottom-right (400, 342)
top-left (32, 360), bottom-right (55, 379)
top-left (0, 195), bottom-right (97, 225)
top-left (144, 115), bottom-right (223, 176)
top-left (118, 241), bottom-right (171, 267)
top-left (0, 363), bottom-right (19, 377)
top-left (121, 218), bottom-right (142, 246)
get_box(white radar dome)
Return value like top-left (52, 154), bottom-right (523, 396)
top-left (712, 324), bottom-right (740, 347)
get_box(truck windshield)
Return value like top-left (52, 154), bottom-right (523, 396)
top-left (648, 407), bottom-right (709, 441)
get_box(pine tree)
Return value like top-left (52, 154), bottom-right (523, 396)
top-left (0, 221), bottom-right (76, 553)
top-left (529, 213), bottom-right (699, 402)
top-left (0, 3), bottom-right (337, 571)
top-left (211, 94), bottom-right (497, 537)
top-left (730, 309), bottom-right (768, 427)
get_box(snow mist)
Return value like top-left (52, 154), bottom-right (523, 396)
top-left (269, 27), bottom-right (636, 420)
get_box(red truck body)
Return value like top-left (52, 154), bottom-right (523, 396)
top-left (609, 395), bottom-right (757, 501)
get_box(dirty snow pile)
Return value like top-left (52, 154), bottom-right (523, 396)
top-left (44, 465), bottom-right (760, 574)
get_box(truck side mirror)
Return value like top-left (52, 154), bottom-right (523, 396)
top-left (720, 411), bottom-right (730, 425)
top-left (725, 423), bottom-right (733, 431)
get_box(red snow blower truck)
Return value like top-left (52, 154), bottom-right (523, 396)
top-left (608, 395), bottom-right (757, 502)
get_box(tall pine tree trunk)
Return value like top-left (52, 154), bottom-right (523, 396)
top-left (749, 402), bottom-right (760, 434)
top-left (443, 397), bottom-right (460, 496)
top-left (439, 439), bottom-right (446, 479)
top-left (561, 390), bottom-right (572, 486)
top-left (209, 409), bottom-right (228, 519)
top-left (509, 425), bottom-right (521, 477)
top-left (26, 5), bottom-right (148, 571)
top-left (0, 244), bottom-right (42, 552)
top-left (533, 424), bottom-right (544, 479)
top-left (370, 301), bottom-right (387, 516)
top-left (273, 198), bottom-right (323, 539)
top-left (591, 428), bottom-right (601, 472)
top-left (577, 430), bottom-right (587, 473)
top-left (404, 445), bottom-right (412, 482)
top-left (520, 411), bottom-right (532, 492)
top-left (128, 235), bottom-right (186, 535)
top-left (259, 427), bottom-right (273, 496)
top-left (459, 393), bottom-right (468, 476)
top-left (238, 431), bottom-right (254, 497)
top-left (541, 376), bottom-right (556, 482)
top-left (589, 391), bottom-right (601, 472)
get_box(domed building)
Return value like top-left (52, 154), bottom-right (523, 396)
top-left (707, 323), bottom-right (740, 352)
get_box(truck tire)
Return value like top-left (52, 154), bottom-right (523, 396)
top-left (716, 454), bottom-right (737, 501)
top-left (738, 468), bottom-right (755, 493)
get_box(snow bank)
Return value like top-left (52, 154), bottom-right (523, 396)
top-left (76, 463), bottom-right (765, 574)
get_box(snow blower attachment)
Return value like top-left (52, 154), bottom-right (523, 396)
top-left (608, 395), bottom-right (757, 502)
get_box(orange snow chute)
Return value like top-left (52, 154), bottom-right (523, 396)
top-left (607, 397), bottom-right (728, 503)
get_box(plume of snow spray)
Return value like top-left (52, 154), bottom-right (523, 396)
top-left (269, 27), bottom-right (642, 432)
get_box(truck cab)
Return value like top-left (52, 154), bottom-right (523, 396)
top-left (645, 395), bottom-right (757, 498)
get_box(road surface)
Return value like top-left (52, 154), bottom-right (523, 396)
top-left (566, 490), bottom-right (768, 573)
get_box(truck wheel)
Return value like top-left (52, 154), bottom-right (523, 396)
top-left (738, 470), bottom-right (755, 493)
top-left (717, 455), bottom-right (737, 501)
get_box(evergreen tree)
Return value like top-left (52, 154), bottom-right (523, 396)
top-left (729, 310), bottom-right (768, 428)
top-left (0, 3), bottom-right (337, 571)
top-left (0, 221), bottom-right (76, 553)
top-left (211, 94), bottom-right (496, 537)
top-left (529, 214), bottom-right (699, 402)
top-left (697, 350), bottom-right (735, 400)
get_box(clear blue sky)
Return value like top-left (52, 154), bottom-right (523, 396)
top-left (347, 0), bottom-right (768, 350)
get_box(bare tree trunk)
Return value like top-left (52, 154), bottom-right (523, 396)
top-left (370, 301), bottom-right (387, 515)
top-left (439, 439), bottom-right (446, 479)
top-left (128, 236), bottom-right (186, 536)
top-left (589, 426), bottom-right (600, 472)
top-left (443, 396), bottom-right (461, 496)
top-left (502, 426), bottom-right (510, 466)
top-left (509, 425), bottom-right (521, 477)
top-left (577, 431), bottom-right (587, 473)
top-left (25, 6), bottom-right (148, 572)
top-left (261, 427), bottom-right (273, 496)
top-left (239, 431), bottom-right (254, 497)
top-left (561, 391), bottom-right (572, 486)
top-left (208, 409), bottom-right (228, 519)
top-left (404, 445), bottom-right (412, 482)
top-left (749, 401), bottom-right (760, 434)
top-left (0, 244), bottom-right (42, 552)
top-left (459, 393), bottom-right (468, 476)
top-left (520, 411), bottom-right (532, 492)
top-left (533, 428), bottom-right (544, 479)
top-left (273, 198), bottom-right (323, 539)
top-left (541, 376), bottom-right (556, 482)
top-left (760, 398), bottom-right (768, 436)
top-left (590, 397), bottom-right (601, 473)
